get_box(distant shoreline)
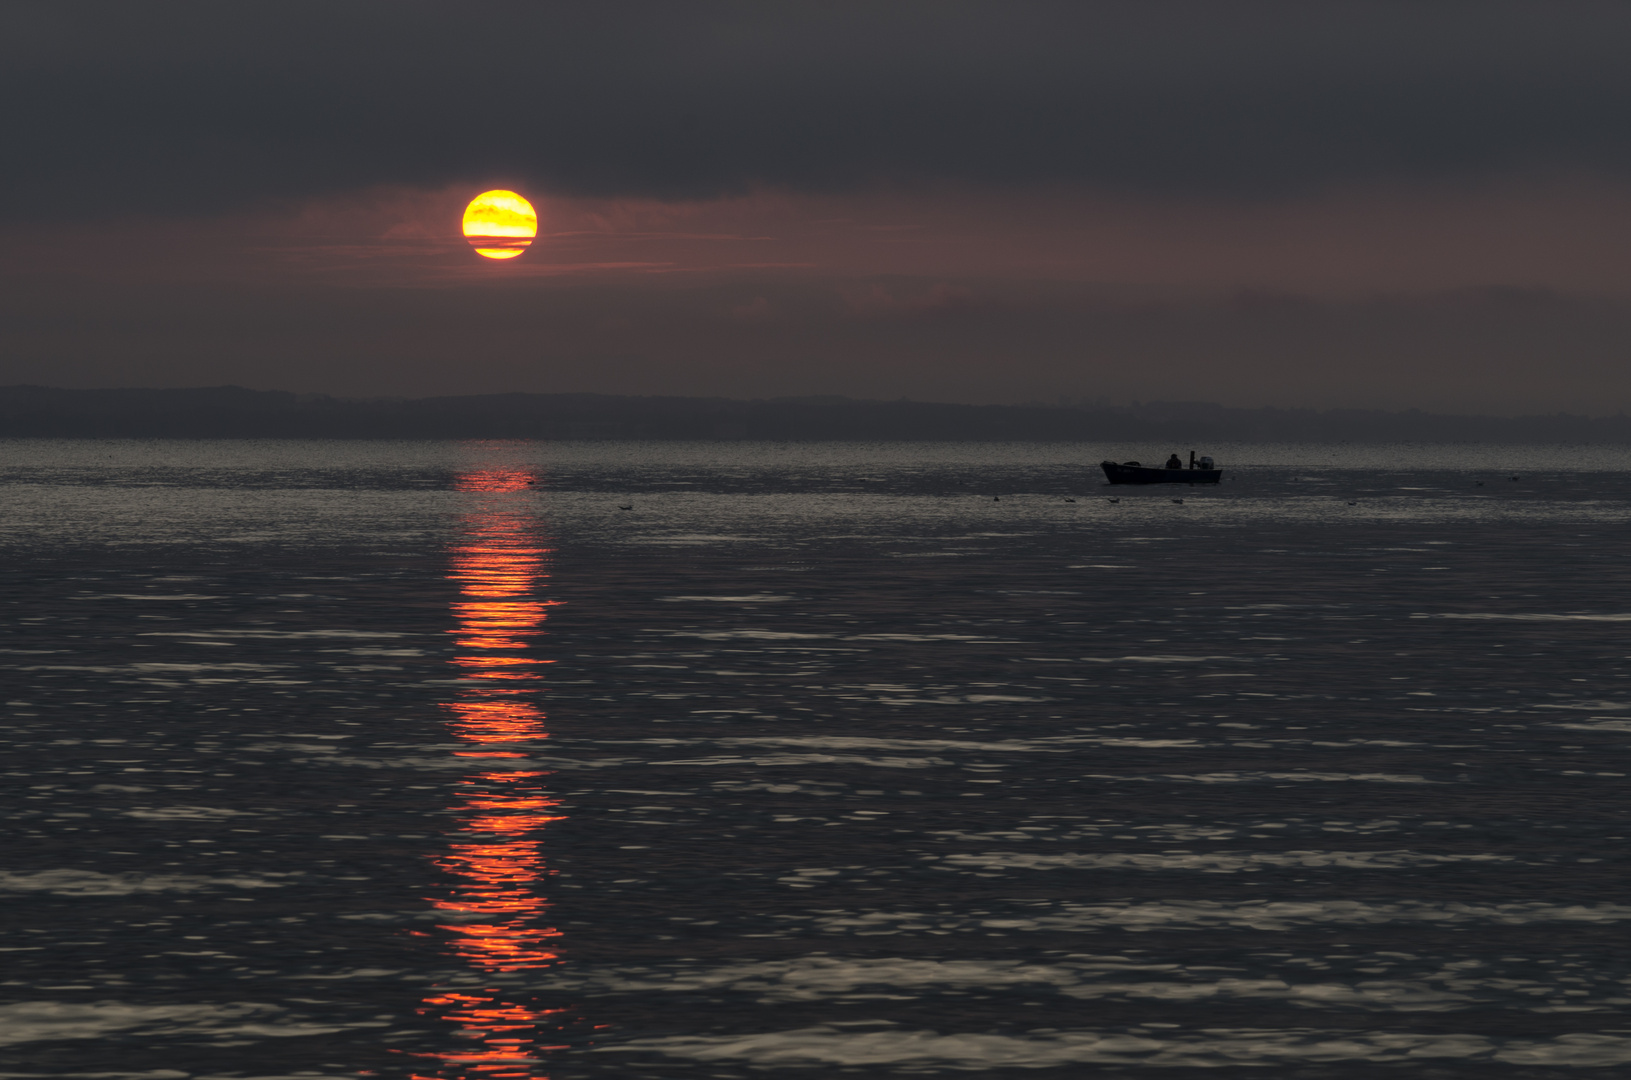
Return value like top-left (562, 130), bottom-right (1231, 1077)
top-left (3, 385), bottom-right (1630, 443)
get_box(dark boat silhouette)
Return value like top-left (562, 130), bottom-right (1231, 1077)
top-left (1101, 451), bottom-right (1221, 485)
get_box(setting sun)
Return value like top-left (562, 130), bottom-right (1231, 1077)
top-left (462, 190), bottom-right (537, 260)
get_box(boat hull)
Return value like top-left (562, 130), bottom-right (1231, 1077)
top-left (1100, 461), bottom-right (1222, 485)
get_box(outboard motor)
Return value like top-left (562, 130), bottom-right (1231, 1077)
top-left (1199, 456), bottom-right (1214, 470)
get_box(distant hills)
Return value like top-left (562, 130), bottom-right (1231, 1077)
top-left (2, 385), bottom-right (1630, 442)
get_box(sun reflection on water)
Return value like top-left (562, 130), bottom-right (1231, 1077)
top-left (413, 464), bottom-right (574, 1079)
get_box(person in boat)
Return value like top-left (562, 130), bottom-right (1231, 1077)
top-left (1164, 453), bottom-right (1183, 470)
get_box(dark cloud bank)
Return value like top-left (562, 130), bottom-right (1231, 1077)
top-left (8, 1), bottom-right (1631, 215)
top-left (4, 386), bottom-right (1627, 443)
top-left (7, 3), bottom-right (1631, 416)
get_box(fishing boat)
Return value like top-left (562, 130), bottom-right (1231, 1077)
top-left (1101, 451), bottom-right (1221, 485)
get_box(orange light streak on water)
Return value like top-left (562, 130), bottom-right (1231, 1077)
top-left (412, 463), bottom-right (575, 1080)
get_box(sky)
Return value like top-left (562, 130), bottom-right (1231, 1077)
top-left (5, 1), bottom-right (1631, 413)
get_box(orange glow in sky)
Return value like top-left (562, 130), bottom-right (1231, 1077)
top-left (413, 460), bottom-right (574, 1079)
top-left (462, 190), bottom-right (537, 260)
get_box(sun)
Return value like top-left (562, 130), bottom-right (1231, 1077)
top-left (462, 190), bottom-right (537, 260)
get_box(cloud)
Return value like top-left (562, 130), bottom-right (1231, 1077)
top-left (846, 283), bottom-right (982, 319)
top-left (7, 175), bottom-right (1631, 412)
top-left (8, 2), bottom-right (1631, 218)
top-left (730, 296), bottom-right (778, 322)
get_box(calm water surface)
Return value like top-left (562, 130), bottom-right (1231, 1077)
top-left (4, 440), bottom-right (1631, 1079)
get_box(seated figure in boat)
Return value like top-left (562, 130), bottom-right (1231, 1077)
top-left (1164, 453), bottom-right (1183, 470)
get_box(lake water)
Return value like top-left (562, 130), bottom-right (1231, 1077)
top-left (4, 439), bottom-right (1631, 1079)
